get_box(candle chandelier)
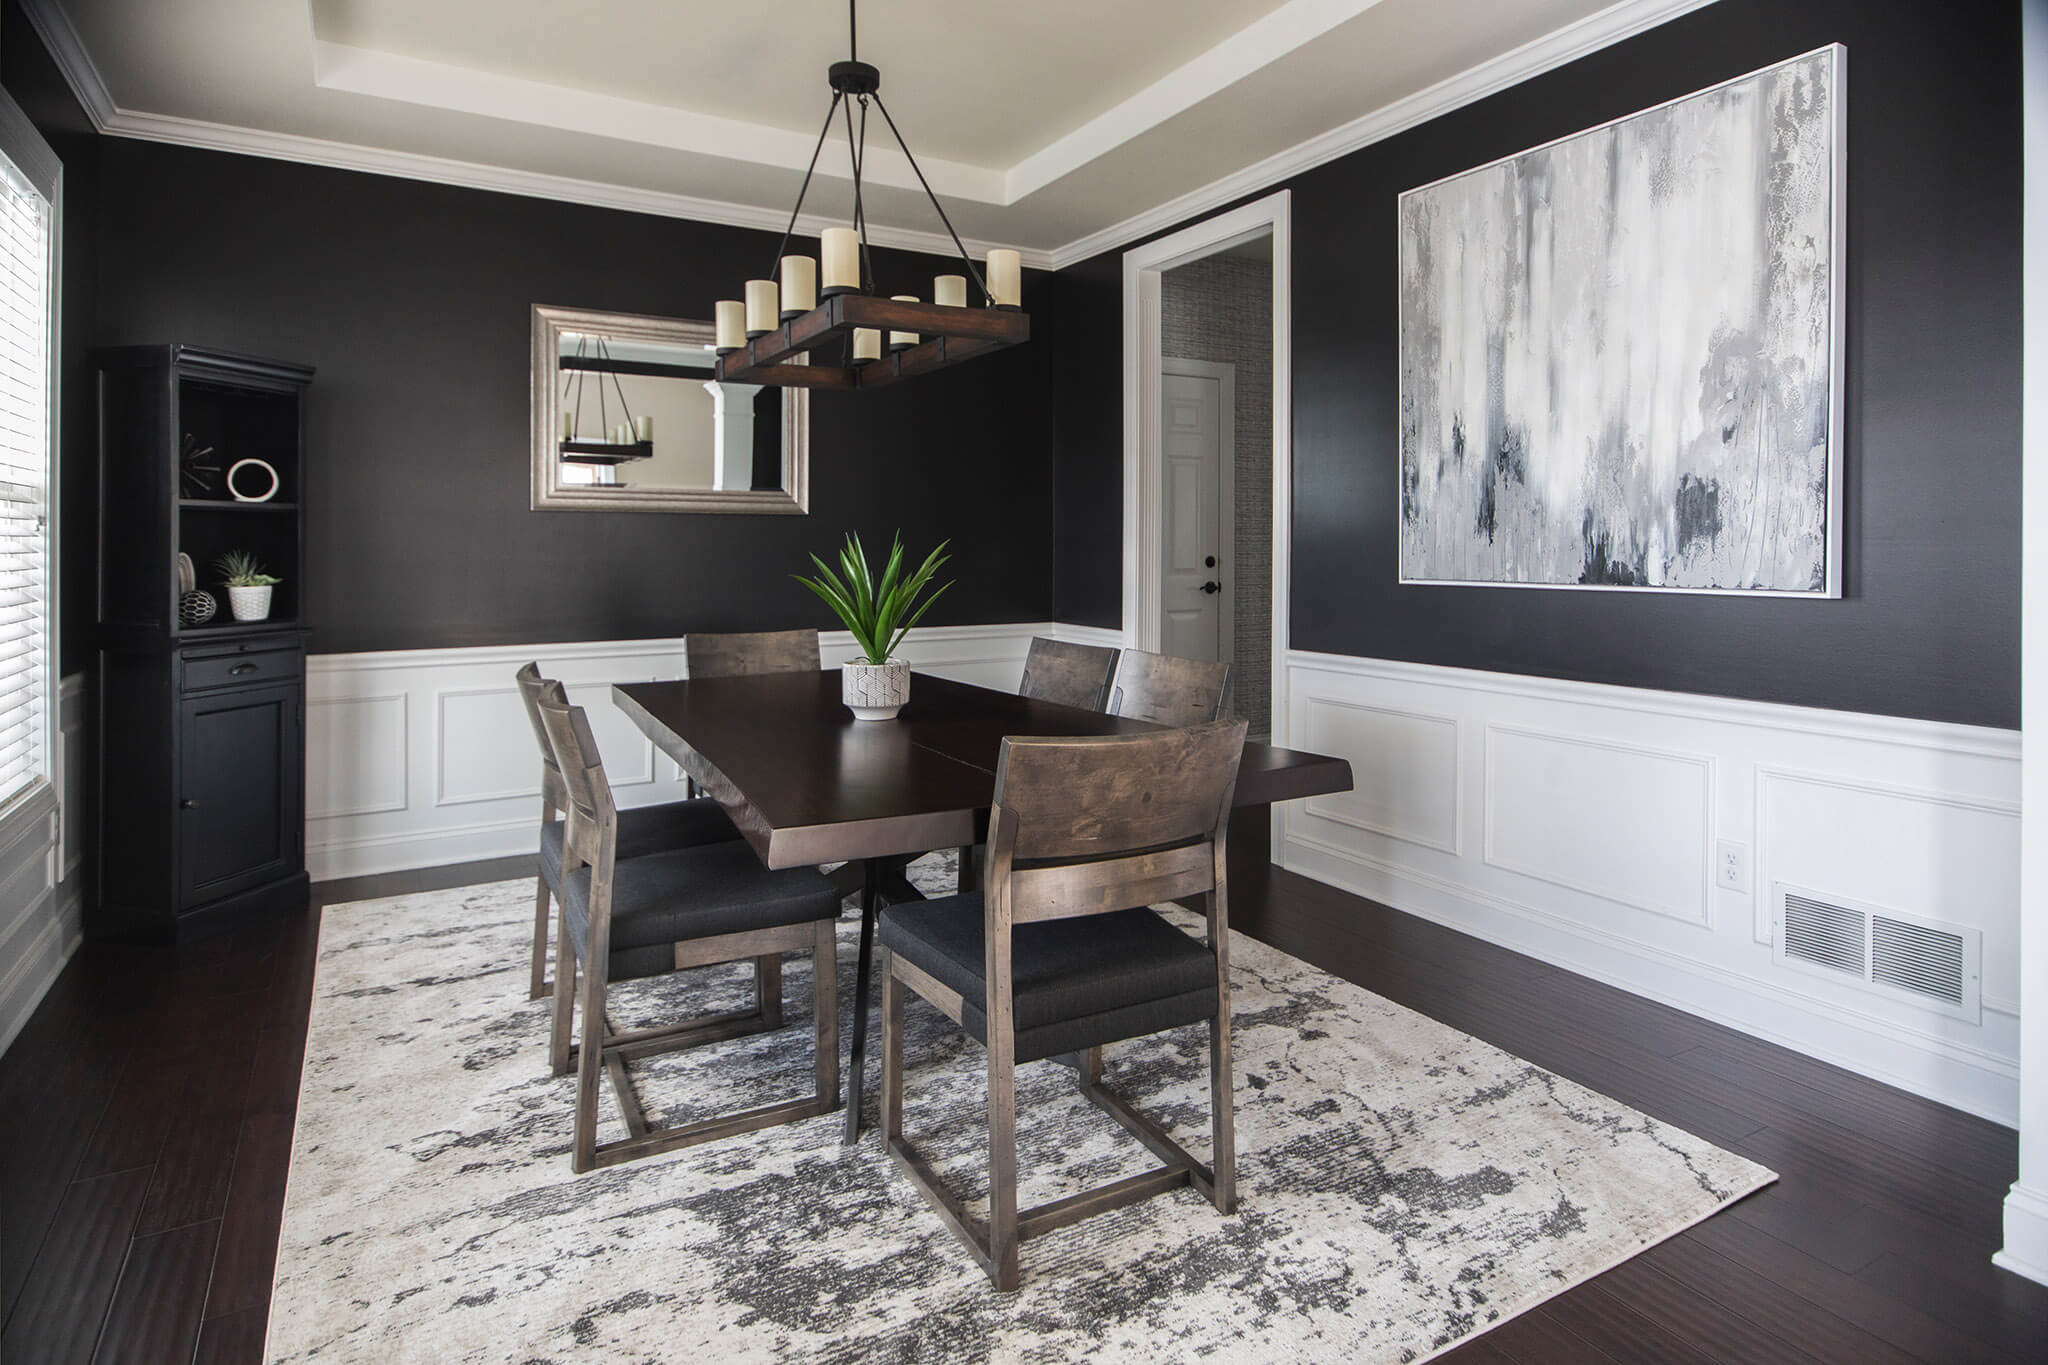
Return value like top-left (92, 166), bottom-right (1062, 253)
top-left (711, 0), bottom-right (1029, 391)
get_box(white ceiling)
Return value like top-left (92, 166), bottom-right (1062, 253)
top-left (31, 0), bottom-right (1713, 266)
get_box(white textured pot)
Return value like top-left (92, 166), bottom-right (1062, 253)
top-left (227, 584), bottom-right (273, 622)
top-left (842, 658), bottom-right (910, 721)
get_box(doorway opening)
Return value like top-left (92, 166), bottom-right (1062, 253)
top-left (1123, 192), bottom-right (1291, 748)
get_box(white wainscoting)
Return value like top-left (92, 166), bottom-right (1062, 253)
top-left (305, 624), bottom-right (1046, 882)
top-left (0, 674), bottom-right (88, 1053)
top-left (1275, 650), bottom-right (2024, 1126)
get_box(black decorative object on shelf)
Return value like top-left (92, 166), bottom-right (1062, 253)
top-left (95, 344), bottom-right (314, 943)
top-left (178, 432), bottom-right (219, 497)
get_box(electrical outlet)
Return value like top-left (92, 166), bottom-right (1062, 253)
top-left (1716, 839), bottom-right (1750, 893)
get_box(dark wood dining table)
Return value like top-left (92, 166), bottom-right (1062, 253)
top-left (614, 669), bottom-right (1353, 1143)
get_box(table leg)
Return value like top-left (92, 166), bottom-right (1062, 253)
top-left (843, 858), bottom-right (881, 1144)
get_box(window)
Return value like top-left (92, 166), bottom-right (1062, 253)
top-left (0, 92), bottom-right (57, 817)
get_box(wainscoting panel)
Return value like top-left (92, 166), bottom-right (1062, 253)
top-left (1277, 651), bottom-right (2023, 1125)
top-left (0, 675), bottom-right (87, 1053)
top-left (305, 625), bottom-right (1043, 881)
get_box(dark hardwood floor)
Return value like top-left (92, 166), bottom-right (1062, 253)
top-left (3, 852), bottom-right (2043, 1362)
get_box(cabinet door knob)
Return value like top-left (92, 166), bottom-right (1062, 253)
top-left (180, 799), bottom-right (196, 809)
top-left (229, 662), bottom-right (257, 675)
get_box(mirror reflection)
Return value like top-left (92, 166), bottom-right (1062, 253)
top-left (531, 306), bottom-right (808, 514)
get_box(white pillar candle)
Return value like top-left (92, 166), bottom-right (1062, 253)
top-left (888, 295), bottom-right (920, 349)
top-left (821, 228), bottom-right (861, 294)
top-left (745, 279), bottom-right (779, 336)
top-left (851, 327), bottom-right (881, 363)
top-left (636, 414), bottom-right (654, 442)
top-left (780, 255), bottom-right (817, 315)
top-left (986, 248), bottom-right (1022, 307)
top-left (561, 409), bottom-right (575, 440)
top-left (934, 274), bottom-right (967, 308)
top-left (715, 299), bottom-right (746, 351)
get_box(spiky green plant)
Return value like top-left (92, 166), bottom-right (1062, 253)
top-left (793, 532), bottom-right (951, 665)
top-left (215, 550), bottom-right (281, 587)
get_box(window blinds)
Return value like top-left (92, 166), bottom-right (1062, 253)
top-left (0, 143), bottom-right (51, 809)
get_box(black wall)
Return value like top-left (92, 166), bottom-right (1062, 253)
top-left (1051, 0), bottom-right (2022, 729)
top-left (84, 142), bottom-right (1051, 657)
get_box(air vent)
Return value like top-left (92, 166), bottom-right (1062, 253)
top-left (1772, 883), bottom-right (1981, 1023)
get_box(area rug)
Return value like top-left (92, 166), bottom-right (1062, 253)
top-left (267, 858), bottom-right (1772, 1363)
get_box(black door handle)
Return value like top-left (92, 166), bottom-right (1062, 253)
top-left (1204, 555), bottom-right (1216, 568)
top-left (1199, 580), bottom-right (1221, 594)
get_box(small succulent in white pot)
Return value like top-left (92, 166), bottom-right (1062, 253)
top-left (793, 532), bottom-right (951, 721)
top-left (216, 550), bottom-right (282, 622)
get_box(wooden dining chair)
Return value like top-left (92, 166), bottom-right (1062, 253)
top-left (879, 718), bottom-right (1248, 1290)
top-left (684, 628), bottom-right (822, 678)
top-left (1106, 648), bottom-right (1231, 727)
top-left (535, 690), bottom-right (843, 1172)
top-left (516, 664), bottom-right (744, 1001)
top-left (955, 636), bottom-right (1123, 893)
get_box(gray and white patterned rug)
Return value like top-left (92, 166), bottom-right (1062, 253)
top-left (268, 858), bottom-right (1772, 1363)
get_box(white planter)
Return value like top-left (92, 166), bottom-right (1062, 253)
top-left (227, 584), bottom-right (273, 622)
top-left (842, 658), bottom-right (910, 721)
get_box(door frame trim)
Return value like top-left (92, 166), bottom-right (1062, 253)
top-left (1123, 190), bottom-right (1291, 857)
top-left (1159, 357), bottom-right (1237, 671)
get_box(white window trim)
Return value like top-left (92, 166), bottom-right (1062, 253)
top-left (0, 87), bottom-right (61, 855)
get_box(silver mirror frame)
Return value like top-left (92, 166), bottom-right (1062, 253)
top-left (530, 303), bottom-right (809, 514)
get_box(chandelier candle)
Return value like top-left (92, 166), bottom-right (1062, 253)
top-left (852, 328), bottom-right (881, 364)
top-left (888, 297), bottom-right (920, 350)
top-left (986, 249), bottom-right (1022, 308)
top-left (745, 280), bottom-right (779, 337)
top-left (934, 274), bottom-right (967, 308)
top-left (780, 256), bottom-right (817, 318)
top-left (714, 300), bottom-right (745, 353)
top-left (821, 229), bottom-right (860, 295)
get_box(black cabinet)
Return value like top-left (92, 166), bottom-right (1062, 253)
top-left (94, 346), bottom-right (314, 941)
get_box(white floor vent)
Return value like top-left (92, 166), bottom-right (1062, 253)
top-left (1772, 883), bottom-right (1981, 1022)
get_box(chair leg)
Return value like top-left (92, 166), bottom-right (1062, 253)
top-left (572, 953), bottom-right (608, 1173)
top-left (814, 921), bottom-right (840, 1110)
top-left (530, 878), bottom-right (553, 1000)
top-left (1208, 1009), bottom-right (1236, 1214)
top-left (549, 902), bottom-right (577, 1077)
top-left (955, 845), bottom-right (974, 895)
top-left (755, 954), bottom-right (783, 1030)
top-left (987, 1025), bottom-right (1020, 1291)
top-left (880, 951), bottom-right (903, 1140)
top-left (1079, 1045), bottom-right (1103, 1088)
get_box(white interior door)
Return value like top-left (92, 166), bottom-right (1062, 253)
top-left (1159, 364), bottom-right (1229, 662)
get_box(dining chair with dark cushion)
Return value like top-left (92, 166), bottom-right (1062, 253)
top-left (535, 690), bottom-right (843, 1171)
top-left (684, 628), bottom-right (823, 678)
top-left (878, 717), bottom-right (1248, 1290)
top-left (516, 663), bottom-right (743, 1001)
top-left (955, 636), bottom-right (1123, 893)
top-left (1105, 648), bottom-right (1231, 727)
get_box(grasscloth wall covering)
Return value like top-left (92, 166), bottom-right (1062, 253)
top-left (1161, 254), bottom-right (1273, 735)
top-left (1051, 0), bottom-right (2022, 730)
top-left (85, 142), bottom-right (1052, 658)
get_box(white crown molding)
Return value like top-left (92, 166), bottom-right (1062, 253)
top-left (311, 40), bottom-right (1006, 205)
top-left (1042, 0), bottom-right (1723, 268)
top-left (1004, 0), bottom-right (1392, 205)
top-left (23, 0), bottom-right (1719, 273)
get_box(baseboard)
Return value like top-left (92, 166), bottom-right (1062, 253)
top-left (0, 879), bottom-right (82, 1055)
top-left (1997, 1184), bottom-right (2048, 1286)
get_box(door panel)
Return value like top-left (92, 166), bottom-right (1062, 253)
top-left (1160, 370), bottom-right (1222, 661)
top-left (179, 682), bottom-right (301, 910)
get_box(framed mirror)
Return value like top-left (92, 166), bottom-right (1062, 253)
top-left (530, 304), bottom-right (809, 514)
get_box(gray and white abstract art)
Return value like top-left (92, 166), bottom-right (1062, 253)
top-left (1398, 46), bottom-right (1843, 594)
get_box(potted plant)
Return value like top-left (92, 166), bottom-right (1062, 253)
top-left (794, 532), bottom-right (951, 721)
top-left (216, 550), bottom-right (282, 622)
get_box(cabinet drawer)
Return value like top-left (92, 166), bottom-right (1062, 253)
top-left (181, 643), bottom-right (303, 693)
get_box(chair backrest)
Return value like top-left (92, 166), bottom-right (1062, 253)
top-left (685, 629), bottom-right (821, 678)
top-left (1106, 649), bottom-right (1230, 728)
top-left (985, 719), bottom-right (1247, 926)
top-left (1017, 636), bottom-right (1118, 712)
top-left (533, 690), bottom-right (618, 877)
top-left (515, 663), bottom-right (570, 812)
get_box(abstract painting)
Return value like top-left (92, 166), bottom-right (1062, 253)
top-left (1398, 46), bottom-right (1844, 595)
